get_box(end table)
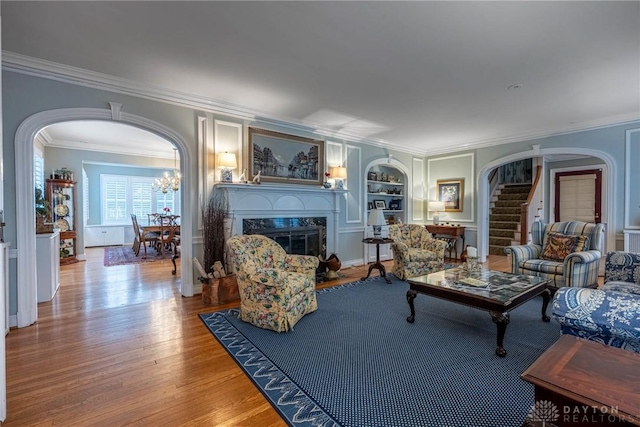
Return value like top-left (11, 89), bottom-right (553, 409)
top-left (362, 238), bottom-right (394, 284)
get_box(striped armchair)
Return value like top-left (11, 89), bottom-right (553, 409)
top-left (504, 221), bottom-right (605, 291)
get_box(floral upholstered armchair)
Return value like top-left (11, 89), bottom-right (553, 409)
top-left (388, 224), bottom-right (447, 280)
top-left (552, 251), bottom-right (640, 353)
top-left (504, 220), bottom-right (605, 291)
top-left (226, 234), bottom-right (319, 332)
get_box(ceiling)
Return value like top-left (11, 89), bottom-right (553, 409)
top-left (3, 1), bottom-right (639, 156)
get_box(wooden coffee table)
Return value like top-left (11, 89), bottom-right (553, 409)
top-left (521, 335), bottom-right (640, 426)
top-left (406, 267), bottom-right (551, 357)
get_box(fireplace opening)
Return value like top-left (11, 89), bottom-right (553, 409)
top-left (243, 217), bottom-right (327, 275)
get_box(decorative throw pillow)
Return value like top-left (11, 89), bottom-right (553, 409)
top-left (541, 232), bottom-right (579, 261)
top-left (573, 235), bottom-right (590, 252)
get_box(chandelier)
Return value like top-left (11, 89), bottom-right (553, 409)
top-left (153, 148), bottom-right (181, 193)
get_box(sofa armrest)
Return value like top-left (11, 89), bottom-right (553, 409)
top-left (503, 244), bottom-right (541, 273)
top-left (284, 254), bottom-right (320, 272)
top-left (390, 241), bottom-right (410, 257)
top-left (552, 287), bottom-right (640, 351)
top-left (563, 250), bottom-right (602, 288)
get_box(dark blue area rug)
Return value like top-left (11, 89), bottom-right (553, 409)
top-left (199, 275), bottom-right (560, 427)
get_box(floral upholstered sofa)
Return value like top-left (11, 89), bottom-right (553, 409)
top-left (388, 224), bottom-right (447, 280)
top-left (552, 251), bottom-right (640, 353)
top-left (226, 234), bottom-right (319, 332)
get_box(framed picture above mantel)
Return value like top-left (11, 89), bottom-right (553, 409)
top-left (248, 127), bottom-right (325, 186)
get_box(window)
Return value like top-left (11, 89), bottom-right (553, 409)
top-left (34, 152), bottom-right (45, 192)
top-left (101, 174), bottom-right (180, 224)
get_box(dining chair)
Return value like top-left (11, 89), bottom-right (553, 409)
top-left (157, 215), bottom-right (180, 255)
top-left (131, 213), bottom-right (160, 258)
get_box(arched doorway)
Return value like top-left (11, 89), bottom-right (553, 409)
top-left (478, 147), bottom-right (616, 262)
top-left (15, 106), bottom-right (194, 327)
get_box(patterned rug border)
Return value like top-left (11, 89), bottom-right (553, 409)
top-left (199, 278), bottom-right (373, 427)
top-left (103, 246), bottom-right (174, 267)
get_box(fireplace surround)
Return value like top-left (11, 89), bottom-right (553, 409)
top-left (214, 183), bottom-right (346, 258)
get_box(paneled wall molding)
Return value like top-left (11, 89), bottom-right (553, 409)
top-left (14, 107), bottom-right (195, 329)
top-left (624, 128), bottom-right (640, 229)
top-left (345, 144), bottom-right (362, 224)
top-left (197, 116), bottom-right (209, 230)
top-left (427, 152), bottom-right (475, 223)
top-left (412, 157), bottom-right (425, 221)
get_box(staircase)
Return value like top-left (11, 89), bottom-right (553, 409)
top-left (489, 184), bottom-right (532, 255)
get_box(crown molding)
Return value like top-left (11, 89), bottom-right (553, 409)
top-left (2, 51), bottom-right (430, 155)
top-left (3, 51), bottom-right (638, 158)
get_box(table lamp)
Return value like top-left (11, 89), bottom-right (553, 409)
top-left (368, 208), bottom-right (386, 238)
top-left (330, 166), bottom-right (347, 189)
top-left (429, 201), bottom-right (446, 225)
top-left (217, 152), bottom-right (237, 182)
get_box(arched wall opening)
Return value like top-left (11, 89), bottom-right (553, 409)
top-left (15, 107), bottom-right (194, 327)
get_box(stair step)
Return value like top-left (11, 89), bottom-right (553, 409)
top-left (496, 193), bottom-right (529, 201)
top-left (489, 229), bottom-right (517, 238)
top-left (490, 237), bottom-right (512, 246)
top-left (490, 214), bottom-right (521, 222)
top-left (491, 207), bottom-right (522, 215)
top-left (494, 200), bottom-right (526, 208)
top-left (490, 221), bottom-right (519, 230)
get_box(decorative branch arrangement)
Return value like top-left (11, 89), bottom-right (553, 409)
top-left (202, 190), bottom-right (229, 274)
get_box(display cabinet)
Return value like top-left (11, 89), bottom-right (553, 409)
top-left (46, 178), bottom-right (79, 265)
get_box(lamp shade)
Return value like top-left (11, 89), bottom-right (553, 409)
top-left (329, 166), bottom-right (347, 179)
top-left (367, 208), bottom-right (386, 226)
top-left (429, 201), bottom-right (446, 212)
top-left (217, 152), bottom-right (237, 169)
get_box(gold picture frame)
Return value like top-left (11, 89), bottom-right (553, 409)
top-left (437, 179), bottom-right (464, 212)
top-left (248, 127), bottom-right (324, 186)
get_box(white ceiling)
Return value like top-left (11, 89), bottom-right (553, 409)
top-left (3, 1), bottom-right (639, 155)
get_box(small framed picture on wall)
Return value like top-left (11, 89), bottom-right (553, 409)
top-left (437, 179), bottom-right (464, 212)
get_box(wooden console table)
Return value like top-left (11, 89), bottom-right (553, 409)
top-left (521, 335), bottom-right (640, 426)
top-left (425, 225), bottom-right (465, 261)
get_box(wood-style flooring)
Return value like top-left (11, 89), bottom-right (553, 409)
top-left (3, 248), bottom-right (511, 426)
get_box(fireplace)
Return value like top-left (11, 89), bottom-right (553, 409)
top-left (215, 182), bottom-right (346, 260)
top-left (243, 217), bottom-right (326, 258)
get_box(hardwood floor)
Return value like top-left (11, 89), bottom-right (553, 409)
top-left (4, 249), bottom-right (511, 426)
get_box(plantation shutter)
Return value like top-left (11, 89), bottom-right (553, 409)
top-left (103, 177), bottom-right (128, 224)
top-left (558, 174), bottom-right (596, 222)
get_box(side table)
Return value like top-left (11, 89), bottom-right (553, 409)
top-left (521, 335), bottom-right (640, 426)
top-left (362, 238), bottom-right (394, 284)
top-left (425, 224), bottom-right (465, 261)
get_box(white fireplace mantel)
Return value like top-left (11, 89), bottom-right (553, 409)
top-left (214, 183), bottom-right (347, 254)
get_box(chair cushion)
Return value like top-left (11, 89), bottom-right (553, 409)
top-left (603, 281), bottom-right (640, 295)
top-left (520, 258), bottom-right (564, 275)
top-left (540, 232), bottom-right (588, 261)
top-left (405, 248), bottom-right (439, 262)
